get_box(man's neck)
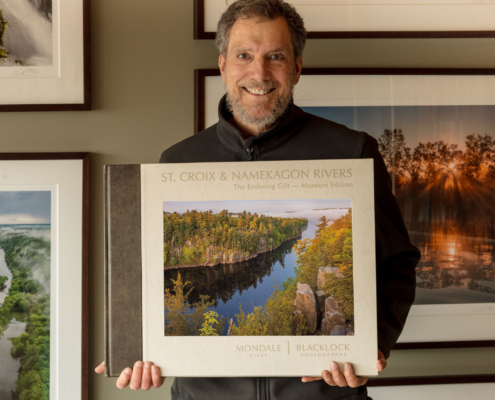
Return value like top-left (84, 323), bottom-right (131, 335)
top-left (228, 116), bottom-right (278, 138)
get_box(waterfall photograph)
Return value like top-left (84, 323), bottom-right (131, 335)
top-left (304, 105), bottom-right (495, 306)
top-left (163, 198), bottom-right (355, 338)
top-left (0, 0), bottom-right (53, 66)
top-left (0, 191), bottom-right (51, 400)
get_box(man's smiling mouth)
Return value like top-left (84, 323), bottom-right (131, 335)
top-left (243, 87), bottom-right (276, 95)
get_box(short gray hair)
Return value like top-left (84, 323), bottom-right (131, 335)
top-left (216, 0), bottom-right (307, 60)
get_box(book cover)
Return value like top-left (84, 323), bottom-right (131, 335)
top-left (106, 159), bottom-right (377, 377)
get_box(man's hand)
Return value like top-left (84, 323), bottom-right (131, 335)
top-left (301, 349), bottom-right (387, 387)
top-left (95, 361), bottom-right (166, 390)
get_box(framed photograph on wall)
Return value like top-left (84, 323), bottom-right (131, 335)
top-left (195, 0), bottom-right (495, 39)
top-left (0, 0), bottom-right (91, 111)
top-left (0, 153), bottom-right (89, 399)
top-left (195, 67), bottom-right (495, 350)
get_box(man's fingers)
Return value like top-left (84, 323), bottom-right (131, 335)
top-left (129, 361), bottom-right (144, 390)
top-left (329, 361), bottom-right (347, 387)
top-left (116, 368), bottom-right (132, 389)
top-left (301, 376), bottom-right (323, 383)
top-left (343, 362), bottom-right (368, 388)
top-left (152, 365), bottom-right (165, 388)
top-left (321, 370), bottom-right (338, 386)
top-left (141, 362), bottom-right (153, 390)
top-left (95, 361), bottom-right (105, 374)
top-left (113, 361), bottom-right (162, 390)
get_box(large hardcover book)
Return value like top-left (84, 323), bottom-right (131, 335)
top-left (105, 160), bottom-right (377, 377)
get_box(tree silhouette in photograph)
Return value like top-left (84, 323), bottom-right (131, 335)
top-left (378, 129), bottom-right (495, 234)
top-left (378, 128), bottom-right (495, 293)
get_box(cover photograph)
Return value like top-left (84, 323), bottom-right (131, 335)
top-left (105, 159), bottom-right (377, 377)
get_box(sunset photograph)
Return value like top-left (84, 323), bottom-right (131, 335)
top-left (304, 105), bottom-right (495, 305)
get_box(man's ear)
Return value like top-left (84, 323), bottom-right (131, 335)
top-left (294, 56), bottom-right (303, 85)
top-left (219, 55), bottom-right (227, 83)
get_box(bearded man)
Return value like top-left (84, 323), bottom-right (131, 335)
top-left (96, 1), bottom-right (420, 399)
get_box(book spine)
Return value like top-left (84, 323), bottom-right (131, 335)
top-left (104, 164), bottom-right (143, 377)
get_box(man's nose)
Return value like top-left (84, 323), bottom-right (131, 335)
top-left (249, 56), bottom-right (271, 82)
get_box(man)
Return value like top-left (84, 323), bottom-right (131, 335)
top-left (96, 1), bottom-right (420, 398)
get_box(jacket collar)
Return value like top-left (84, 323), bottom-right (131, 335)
top-left (216, 95), bottom-right (307, 156)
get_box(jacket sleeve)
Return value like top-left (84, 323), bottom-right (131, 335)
top-left (361, 135), bottom-right (421, 359)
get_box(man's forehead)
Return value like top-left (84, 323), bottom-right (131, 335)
top-left (227, 17), bottom-right (293, 54)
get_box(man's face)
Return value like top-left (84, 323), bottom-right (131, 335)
top-left (219, 17), bottom-right (303, 129)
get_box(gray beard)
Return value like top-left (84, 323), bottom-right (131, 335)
top-left (225, 87), bottom-right (293, 129)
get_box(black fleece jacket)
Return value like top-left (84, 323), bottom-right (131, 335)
top-left (160, 96), bottom-right (420, 400)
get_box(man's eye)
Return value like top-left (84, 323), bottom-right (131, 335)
top-left (237, 53), bottom-right (248, 59)
top-left (270, 54), bottom-right (284, 60)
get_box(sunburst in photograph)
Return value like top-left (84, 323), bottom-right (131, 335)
top-left (304, 105), bottom-right (495, 305)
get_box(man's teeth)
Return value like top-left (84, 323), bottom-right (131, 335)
top-left (246, 88), bottom-right (272, 95)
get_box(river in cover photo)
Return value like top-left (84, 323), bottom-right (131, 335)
top-left (164, 198), bottom-right (355, 337)
top-left (0, 191), bottom-right (51, 400)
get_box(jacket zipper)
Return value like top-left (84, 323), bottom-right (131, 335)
top-left (246, 143), bottom-right (260, 161)
top-left (246, 147), bottom-right (254, 161)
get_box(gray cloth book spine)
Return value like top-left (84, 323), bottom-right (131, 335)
top-left (104, 165), bottom-right (143, 377)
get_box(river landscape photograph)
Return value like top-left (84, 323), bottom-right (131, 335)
top-left (163, 198), bottom-right (355, 338)
top-left (0, 0), bottom-right (53, 66)
top-left (303, 105), bottom-right (495, 306)
top-left (0, 190), bottom-right (51, 400)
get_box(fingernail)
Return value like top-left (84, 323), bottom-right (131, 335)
top-left (322, 371), bottom-right (330, 381)
top-left (330, 361), bottom-right (338, 370)
top-left (135, 361), bottom-right (143, 368)
top-left (145, 361), bottom-right (152, 368)
top-left (125, 368), bottom-right (132, 375)
top-left (344, 362), bottom-right (350, 370)
top-left (152, 365), bottom-right (157, 372)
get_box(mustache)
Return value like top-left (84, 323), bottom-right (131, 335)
top-left (238, 81), bottom-right (277, 90)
